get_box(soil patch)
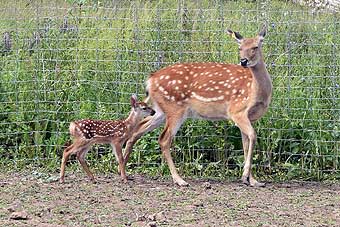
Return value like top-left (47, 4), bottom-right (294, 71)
top-left (1, 172), bottom-right (339, 226)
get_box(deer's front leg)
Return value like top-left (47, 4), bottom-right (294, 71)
top-left (234, 115), bottom-right (265, 187)
top-left (123, 113), bottom-right (164, 167)
top-left (113, 143), bottom-right (127, 182)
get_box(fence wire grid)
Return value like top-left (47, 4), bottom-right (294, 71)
top-left (0, 0), bottom-right (339, 180)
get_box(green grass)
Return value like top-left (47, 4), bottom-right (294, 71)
top-left (0, 0), bottom-right (339, 181)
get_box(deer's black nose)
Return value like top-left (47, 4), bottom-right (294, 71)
top-left (240, 58), bottom-right (248, 67)
top-left (150, 110), bottom-right (156, 116)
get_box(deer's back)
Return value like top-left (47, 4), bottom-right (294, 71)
top-left (70, 119), bottom-right (127, 141)
top-left (147, 63), bottom-right (255, 119)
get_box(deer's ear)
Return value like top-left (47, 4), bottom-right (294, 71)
top-left (130, 94), bottom-right (137, 108)
top-left (258, 25), bottom-right (266, 42)
top-left (227, 29), bottom-right (243, 44)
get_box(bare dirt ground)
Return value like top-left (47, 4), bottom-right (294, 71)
top-left (0, 171), bottom-right (340, 227)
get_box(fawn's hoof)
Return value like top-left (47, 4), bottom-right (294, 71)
top-left (89, 177), bottom-right (96, 184)
top-left (120, 176), bottom-right (128, 183)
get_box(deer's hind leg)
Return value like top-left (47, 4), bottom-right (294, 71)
top-left (60, 142), bottom-right (89, 183)
top-left (60, 143), bottom-right (75, 183)
top-left (76, 144), bottom-right (94, 182)
top-left (158, 110), bottom-right (188, 186)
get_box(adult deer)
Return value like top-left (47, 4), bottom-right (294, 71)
top-left (59, 94), bottom-right (155, 183)
top-left (123, 26), bottom-right (272, 187)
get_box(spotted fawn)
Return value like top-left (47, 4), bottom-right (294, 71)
top-left (59, 94), bottom-right (155, 183)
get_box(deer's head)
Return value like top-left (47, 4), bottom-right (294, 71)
top-left (227, 26), bottom-right (266, 68)
top-left (130, 94), bottom-right (155, 117)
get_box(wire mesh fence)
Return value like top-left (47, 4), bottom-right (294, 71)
top-left (0, 0), bottom-right (339, 180)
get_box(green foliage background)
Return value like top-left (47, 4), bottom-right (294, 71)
top-left (0, 0), bottom-right (339, 181)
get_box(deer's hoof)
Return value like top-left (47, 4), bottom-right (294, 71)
top-left (121, 177), bottom-right (128, 183)
top-left (174, 178), bottom-right (189, 187)
top-left (242, 176), bottom-right (266, 187)
top-left (250, 181), bottom-right (266, 187)
top-left (89, 178), bottom-right (96, 184)
top-left (241, 176), bottom-right (250, 186)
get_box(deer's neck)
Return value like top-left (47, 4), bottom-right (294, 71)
top-left (249, 59), bottom-right (272, 101)
top-left (124, 109), bottom-right (140, 133)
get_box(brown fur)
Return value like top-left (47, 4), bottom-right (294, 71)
top-left (123, 26), bottom-right (272, 187)
top-left (59, 96), bottom-right (155, 183)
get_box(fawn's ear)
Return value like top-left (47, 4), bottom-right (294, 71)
top-left (227, 29), bottom-right (243, 44)
top-left (130, 94), bottom-right (138, 109)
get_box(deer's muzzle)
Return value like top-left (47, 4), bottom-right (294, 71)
top-left (240, 58), bottom-right (248, 67)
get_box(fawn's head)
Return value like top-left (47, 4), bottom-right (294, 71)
top-left (227, 26), bottom-right (266, 68)
top-left (130, 94), bottom-right (155, 117)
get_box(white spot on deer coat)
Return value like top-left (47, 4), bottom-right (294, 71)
top-left (159, 86), bottom-right (165, 92)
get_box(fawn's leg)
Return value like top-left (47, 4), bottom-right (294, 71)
top-left (76, 145), bottom-right (94, 182)
top-left (123, 112), bottom-right (164, 166)
top-left (112, 143), bottom-right (127, 182)
top-left (60, 144), bottom-right (75, 183)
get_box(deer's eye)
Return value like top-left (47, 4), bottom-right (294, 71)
top-left (250, 47), bottom-right (258, 54)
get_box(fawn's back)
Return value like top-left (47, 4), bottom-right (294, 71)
top-left (70, 119), bottom-right (128, 143)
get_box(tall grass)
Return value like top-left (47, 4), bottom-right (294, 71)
top-left (0, 0), bottom-right (339, 181)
